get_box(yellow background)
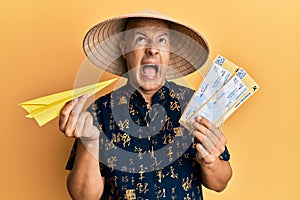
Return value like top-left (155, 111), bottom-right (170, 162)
top-left (1, 0), bottom-right (299, 199)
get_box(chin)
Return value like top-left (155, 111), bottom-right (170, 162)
top-left (140, 83), bottom-right (161, 91)
top-left (138, 79), bottom-right (165, 91)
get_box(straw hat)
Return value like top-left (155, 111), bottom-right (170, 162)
top-left (83, 10), bottom-right (210, 79)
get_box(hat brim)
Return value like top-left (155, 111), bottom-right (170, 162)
top-left (83, 10), bottom-right (210, 79)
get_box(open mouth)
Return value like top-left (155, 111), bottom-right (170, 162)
top-left (141, 64), bottom-right (158, 79)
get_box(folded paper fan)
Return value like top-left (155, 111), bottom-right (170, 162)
top-left (19, 78), bottom-right (118, 126)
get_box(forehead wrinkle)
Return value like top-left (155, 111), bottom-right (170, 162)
top-left (124, 27), bottom-right (170, 42)
top-left (125, 18), bottom-right (170, 30)
top-left (122, 18), bottom-right (170, 41)
top-left (132, 29), bottom-right (169, 37)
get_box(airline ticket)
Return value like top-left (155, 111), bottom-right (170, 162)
top-left (180, 55), bottom-right (259, 129)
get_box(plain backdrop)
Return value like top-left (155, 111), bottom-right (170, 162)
top-left (1, 0), bottom-right (299, 199)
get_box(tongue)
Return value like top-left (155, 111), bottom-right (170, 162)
top-left (143, 66), bottom-right (156, 76)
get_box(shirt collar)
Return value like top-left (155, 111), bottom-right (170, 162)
top-left (122, 80), bottom-right (170, 106)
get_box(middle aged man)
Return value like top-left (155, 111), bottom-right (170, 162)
top-left (61, 10), bottom-right (232, 200)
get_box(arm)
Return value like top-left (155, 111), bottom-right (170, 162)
top-left (197, 154), bottom-right (232, 192)
top-left (190, 115), bottom-right (233, 192)
top-left (59, 95), bottom-right (105, 199)
top-left (67, 140), bottom-right (104, 199)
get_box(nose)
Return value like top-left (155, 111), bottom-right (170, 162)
top-left (145, 43), bottom-right (159, 56)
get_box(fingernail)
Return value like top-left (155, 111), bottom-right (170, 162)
top-left (188, 118), bottom-right (195, 125)
top-left (72, 98), bottom-right (78, 106)
top-left (82, 94), bottom-right (88, 99)
top-left (198, 115), bottom-right (202, 121)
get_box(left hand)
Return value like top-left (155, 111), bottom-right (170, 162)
top-left (190, 115), bottom-right (227, 166)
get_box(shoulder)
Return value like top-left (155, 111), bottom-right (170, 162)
top-left (92, 84), bottom-right (127, 108)
top-left (95, 92), bottom-right (112, 105)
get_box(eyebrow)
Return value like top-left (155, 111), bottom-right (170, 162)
top-left (157, 33), bottom-right (169, 38)
top-left (134, 31), bottom-right (147, 37)
top-left (134, 31), bottom-right (169, 38)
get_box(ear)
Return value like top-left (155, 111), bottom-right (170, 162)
top-left (119, 41), bottom-right (127, 59)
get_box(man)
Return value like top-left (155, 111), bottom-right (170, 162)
top-left (60, 10), bottom-right (232, 199)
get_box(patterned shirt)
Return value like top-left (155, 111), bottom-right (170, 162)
top-left (66, 81), bottom-right (204, 200)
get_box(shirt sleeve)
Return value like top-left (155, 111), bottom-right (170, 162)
top-left (65, 139), bottom-right (78, 171)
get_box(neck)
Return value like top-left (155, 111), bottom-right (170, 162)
top-left (127, 80), bottom-right (166, 108)
top-left (137, 88), bottom-right (159, 108)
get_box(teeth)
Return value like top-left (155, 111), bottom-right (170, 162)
top-left (142, 64), bottom-right (158, 74)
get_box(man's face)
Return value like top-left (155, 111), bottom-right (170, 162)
top-left (120, 18), bottom-right (171, 93)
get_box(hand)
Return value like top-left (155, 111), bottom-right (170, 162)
top-left (59, 95), bottom-right (99, 142)
top-left (190, 115), bottom-right (227, 166)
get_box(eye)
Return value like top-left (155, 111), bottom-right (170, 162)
top-left (158, 38), bottom-right (167, 43)
top-left (135, 36), bottom-right (147, 43)
top-left (158, 37), bottom-right (167, 44)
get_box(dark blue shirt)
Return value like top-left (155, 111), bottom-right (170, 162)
top-left (66, 81), bottom-right (204, 200)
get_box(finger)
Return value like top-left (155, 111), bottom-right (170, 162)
top-left (190, 119), bottom-right (217, 142)
top-left (197, 118), bottom-right (227, 155)
top-left (74, 112), bottom-right (89, 138)
top-left (195, 143), bottom-right (216, 164)
top-left (65, 95), bottom-right (88, 135)
top-left (191, 128), bottom-right (215, 153)
top-left (81, 115), bottom-right (100, 160)
top-left (59, 97), bottom-right (79, 132)
top-left (191, 119), bottom-right (215, 139)
top-left (205, 129), bottom-right (223, 149)
top-left (197, 115), bottom-right (227, 145)
top-left (82, 113), bottom-right (99, 140)
top-left (197, 115), bottom-right (220, 137)
top-left (191, 120), bottom-right (225, 157)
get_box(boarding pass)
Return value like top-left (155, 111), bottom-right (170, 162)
top-left (180, 55), bottom-right (260, 129)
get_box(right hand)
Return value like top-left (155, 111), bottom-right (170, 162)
top-left (59, 95), bottom-right (99, 142)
